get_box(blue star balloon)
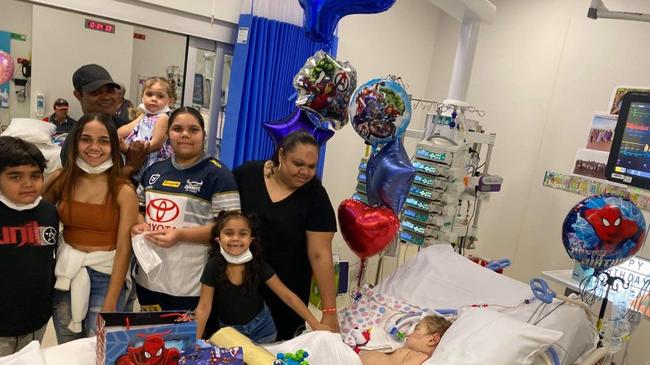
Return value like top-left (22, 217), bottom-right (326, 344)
top-left (366, 139), bottom-right (415, 213)
top-left (298, 0), bottom-right (396, 43)
top-left (263, 107), bottom-right (334, 147)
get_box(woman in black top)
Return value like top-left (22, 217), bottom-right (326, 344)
top-left (233, 131), bottom-right (339, 340)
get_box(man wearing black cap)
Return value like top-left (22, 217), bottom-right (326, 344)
top-left (72, 64), bottom-right (125, 126)
top-left (61, 64), bottom-right (146, 176)
top-left (43, 98), bottom-right (77, 134)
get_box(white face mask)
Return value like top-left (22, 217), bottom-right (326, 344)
top-left (0, 191), bottom-right (42, 211)
top-left (139, 103), bottom-right (170, 115)
top-left (76, 157), bottom-right (113, 174)
top-left (220, 246), bottom-right (253, 264)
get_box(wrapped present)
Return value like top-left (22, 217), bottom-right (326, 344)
top-left (179, 346), bottom-right (244, 365)
top-left (215, 347), bottom-right (244, 364)
top-left (179, 347), bottom-right (218, 364)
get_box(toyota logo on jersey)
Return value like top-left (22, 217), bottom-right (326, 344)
top-left (147, 198), bottom-right (180, 223)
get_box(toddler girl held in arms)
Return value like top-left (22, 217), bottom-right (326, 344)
top-left (118, 77), bottom-right (174, 181)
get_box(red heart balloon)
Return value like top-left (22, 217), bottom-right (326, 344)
top-left (338, 199), bottom-right (400, 259)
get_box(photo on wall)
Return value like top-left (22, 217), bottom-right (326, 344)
top-left (573, 148), bottom-right (609, 180)
top-left (609, 86), bottom-right (650, 115)
top-left (586, 114), bottom-right (617, 152)
top-left (0, 31), bottom-right (11, 109)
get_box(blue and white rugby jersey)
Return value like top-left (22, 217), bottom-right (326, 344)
top-left (135, 156), bottom-right (240, 296)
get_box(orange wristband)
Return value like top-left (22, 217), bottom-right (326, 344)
top-left (322, 308), bottom-right (337, 313)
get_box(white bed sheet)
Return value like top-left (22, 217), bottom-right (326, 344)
top-left (266, 331), bottom-right (360, 365)
top-left (375, 244), bottom-right (597, 365)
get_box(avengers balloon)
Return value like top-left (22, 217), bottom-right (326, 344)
top-left (349, 77), bottom-right (411, 146)
top-left (562, 194), bottom-right (647, 271)
top-left (294, 50), bottom-right (356, 130)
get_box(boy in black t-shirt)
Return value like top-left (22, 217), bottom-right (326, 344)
top-left (0, 136), bottom-right (59, 356)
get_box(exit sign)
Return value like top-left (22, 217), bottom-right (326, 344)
top-left (85, 19), bottom-right (115, 34)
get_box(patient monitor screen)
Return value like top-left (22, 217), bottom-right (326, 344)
top-left (607, 96), bottom-right (650, 189)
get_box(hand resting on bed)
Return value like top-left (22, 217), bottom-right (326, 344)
top-left (359, 316), bottom-right (451, 365)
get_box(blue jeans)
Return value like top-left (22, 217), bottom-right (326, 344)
top-left (221, 305), bottom-right (277, 344)
top-left (52, 268), bottom-right (127, 344)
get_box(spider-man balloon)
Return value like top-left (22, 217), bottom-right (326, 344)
top-left (562, 194), bottom-right (647, 271)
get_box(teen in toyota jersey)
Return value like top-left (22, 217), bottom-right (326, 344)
top-left (131, 107), bottom-right (240, 311)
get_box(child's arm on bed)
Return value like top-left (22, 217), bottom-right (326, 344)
top-left (265, 275), bottom-right (335, 333)
top-left (195, 284), bottom-right (215, 339)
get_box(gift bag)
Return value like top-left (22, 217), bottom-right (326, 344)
top-left (96, 311), bottom-right (196, 365)
top-left (309, 262), bottom-right (344, 309)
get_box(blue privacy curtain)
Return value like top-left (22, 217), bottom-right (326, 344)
top-left (221, 13), bottom-right (337, 175)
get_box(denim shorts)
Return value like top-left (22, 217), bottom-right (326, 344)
top-left (220, 305), bottom-right (277, 344)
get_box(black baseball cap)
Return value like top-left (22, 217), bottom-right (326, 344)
top-left (72, 64), bottom-right (120, 92)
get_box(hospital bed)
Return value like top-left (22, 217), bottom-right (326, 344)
top-left (270, 244), bottom-right (603, 365)
top-left (9, 244), bottom-right (604, 365)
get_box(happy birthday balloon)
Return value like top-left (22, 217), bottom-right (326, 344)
top-left (349, 77), bottom-right (412, 146)
top-left (0, 51), bottom-right (14, 84)
top-left (366, 139), bottom-right (415, 213)
top-left (298, 0), bottom-right (397, 43)
top-left (294, 50), bottom-right (356, 130)
top-left (562, 194), bottom-right (647, 271)
top-left (338, 198), bottom-right (399, 259)
top-left (263, 107), bottom-right (334, 147)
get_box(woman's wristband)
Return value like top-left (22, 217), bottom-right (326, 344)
top-left (322, 308), bottom-right (337, 314)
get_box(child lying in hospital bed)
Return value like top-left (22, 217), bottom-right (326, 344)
top-left (359, 316), bottom-right (452, 365)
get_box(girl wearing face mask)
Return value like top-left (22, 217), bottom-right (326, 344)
top-left (130, 107), bottom-right (240, 312)
top-left (43, 113), bottom-right (139, 343)
top-left (194, 211), bottom-right (332, 342)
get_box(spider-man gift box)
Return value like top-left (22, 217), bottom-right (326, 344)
top-left (96, 311), bottom-right (196, 365)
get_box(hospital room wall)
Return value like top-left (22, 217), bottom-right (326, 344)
top-left (424, 0), bottom-right (650, 362)
top-left (30, 5), bottom-right (134, 120)
top-left (424, 0), bottom-right (650, 283)
top-left (321, 0), bottom-right (443, 277)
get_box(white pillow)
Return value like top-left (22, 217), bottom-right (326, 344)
top-left (2, 118), bottom-right (55, 145)
top-left (426, 308), bottom-right (563, 365)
